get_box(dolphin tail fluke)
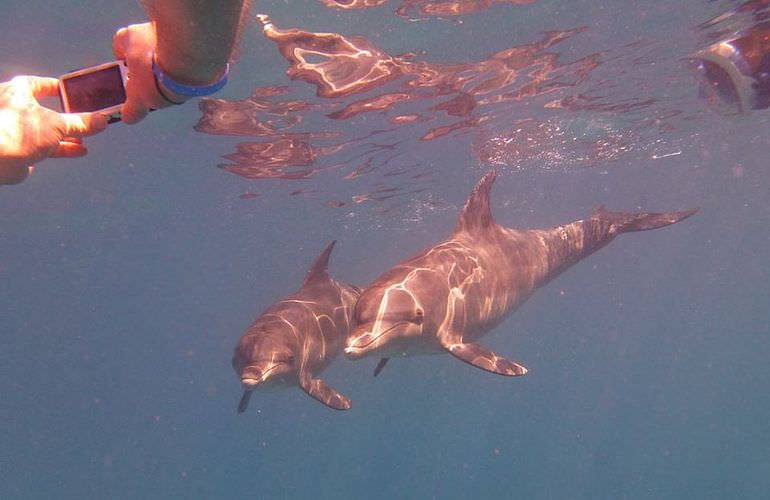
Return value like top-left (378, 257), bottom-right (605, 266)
top-left (593, 206), bottom-right (699, 234)
top-left (300, 374), bottom-right (352, 411)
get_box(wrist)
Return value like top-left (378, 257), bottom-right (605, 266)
top-left (152, 52), bottom-right (229, 98)
top-left (153, 43), bottom-right (229, 87)
top-left (152, 71), bottom-right (189, 106)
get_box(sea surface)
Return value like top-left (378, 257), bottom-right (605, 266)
top-left (1, 1), bottom-right (769, 498)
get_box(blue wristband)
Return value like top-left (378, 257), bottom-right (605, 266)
top-left (151, 53), bottom-right (229, 97)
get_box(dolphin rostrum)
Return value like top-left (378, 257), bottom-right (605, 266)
top-left (345, 171), bottom-right (696, 377)
top-left (232, 241), bottom-right (360, 412)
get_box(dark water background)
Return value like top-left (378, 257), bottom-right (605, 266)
top-left (2, 0), bottom-right (769, 498)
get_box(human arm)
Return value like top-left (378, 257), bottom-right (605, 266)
top-left (112, 0), bottom-right (248, 124)
top-left (0, 76), bottom-right (108, 185)
top-left (148, 0), bottom-right (247, 85)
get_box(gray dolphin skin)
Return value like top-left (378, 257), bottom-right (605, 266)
top-left (345, 171), bottom-right (697, 377)
top-left (232, 241), bottom-right (361, 412)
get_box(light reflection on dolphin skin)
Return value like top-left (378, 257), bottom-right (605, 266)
top-left (345, 171), bottom-right (697, 377)
top-left (232, 241), bottom-right (361, 412)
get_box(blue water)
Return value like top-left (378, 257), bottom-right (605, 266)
top-left (2, 1), bottom-right (770, 498)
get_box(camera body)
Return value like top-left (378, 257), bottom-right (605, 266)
top-left (58, 61), bottom-right (128, 123)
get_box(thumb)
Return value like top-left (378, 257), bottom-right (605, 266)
top-left (112, 26), bottom-right (129, 60)
top-left (50, 139), bottom-right (88, 158)
top-left (58, 112), bottom-right (109, 138)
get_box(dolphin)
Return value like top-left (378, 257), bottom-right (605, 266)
top-left (232, 241), bottom-right (360, 412)
top-left (345, 171), bottom-right (696, 377)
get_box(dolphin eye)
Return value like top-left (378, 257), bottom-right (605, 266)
top-left (413, 309), bottom-right (424, 325)
top-left (285, 355), bottom-right (295, 364)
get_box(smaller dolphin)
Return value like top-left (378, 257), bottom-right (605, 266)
top-left (345, 171), bottom-right (697, 377)
top-left (232, 241), bottom-right (360, 412)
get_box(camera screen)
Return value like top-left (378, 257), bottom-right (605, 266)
top-left (62, 65), bottom-right (126, 113)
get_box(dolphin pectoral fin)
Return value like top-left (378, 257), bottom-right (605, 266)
top-left (299, 375), bottom-right (352, 411)
top-left (441, 340), bottom-right (527, 376)
top-left (237, 390), bottom-right (253, 414)
top-left (373, 357), bottom-right (390, 377)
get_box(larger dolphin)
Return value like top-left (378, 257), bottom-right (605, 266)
top-left (233, 241), bottom-right (360, 412)
top-left (345, 171), bottom-right (696, 376)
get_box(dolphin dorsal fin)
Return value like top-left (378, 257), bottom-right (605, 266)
top-left (303, 240), bottom-right (336, 286)
top-left (454, 171), bottom-right (496, 234)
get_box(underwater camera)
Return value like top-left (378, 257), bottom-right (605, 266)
top-left (58, 61), bottom-right (127, 123)
top-left (690, 22), bottom-right (770, 113)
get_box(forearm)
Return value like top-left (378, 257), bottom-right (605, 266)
top-left (143, 0), bottom-right (249, 85)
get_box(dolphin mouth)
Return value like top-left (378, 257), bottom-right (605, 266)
top-left (345, 321), bottom-right (409, 357)
top-left (241, 378), bottom-right (261, 390)
top-left (240, 362), bottom-right (284, 388)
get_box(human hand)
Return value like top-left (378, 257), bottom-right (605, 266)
top-left (0, 76), bottom-right (108, 185)
top-left (112, 22), bottom-right (188, 124)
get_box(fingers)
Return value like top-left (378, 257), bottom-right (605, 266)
top-left (9, 75), bottom-right (60, 101)
top-left (120, 63), bottom-right (157, 124)
top-left (120, 92), bottom-right (150, 125)
top-left (112, 22), bottom-right (164, 125)
top-left (113, 22), bottom-right (155, 62)
top-left (25, 76), bottom-right (61, 99)
top-left (0, 164), bottom-right (32, 185)
top-left (58, 112), bottom-right (108, 138)
top-left (50, 138), bottom-right (88, 158)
